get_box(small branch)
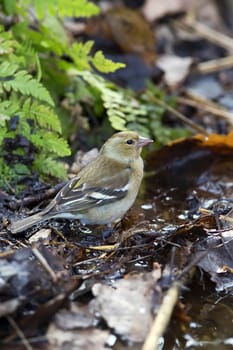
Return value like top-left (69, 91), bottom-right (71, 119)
top-left (150, 94), bottom-right (209, 135)
top-left (32, 247), bottom-right (57, 282)
top-left (142, 249), bottom-right (207, 350)
top-left (177, 17), bottom-right (233, 52)
top-left (6, 316), bottom-right (33, 350)
top-left (142, 281), bottom-right (180, 350)
top-left (177, 95), bottom-right (233, 125)
top-left (196, 56), bottom-right (233, 74)
top-left (9, 182), bottom-right (65, 210)
top-left (199, 207), bottom-right (233, 224)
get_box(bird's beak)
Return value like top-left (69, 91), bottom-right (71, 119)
top-left (138, 136), bottom-right (154, 148)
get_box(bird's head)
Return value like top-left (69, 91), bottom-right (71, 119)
top-left (101, 131), bottom-right (153, 164)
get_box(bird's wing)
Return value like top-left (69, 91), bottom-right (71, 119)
top-left (54, 169), bottom-right (130, 213)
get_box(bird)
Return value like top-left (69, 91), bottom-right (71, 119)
top-left (10, 131), bottom-right (153, 234)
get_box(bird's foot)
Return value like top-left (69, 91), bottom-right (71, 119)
top-left (102, 226), bottom-right (116, 240)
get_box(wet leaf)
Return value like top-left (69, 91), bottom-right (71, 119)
top-left (90, 271), bottom-right (161, 342)
top-left (47, 325), bottom-right (109, 350)
top-left (193, 229), bottom-right (233, 293)
top-left (54, 304), bottom-right (94, 330)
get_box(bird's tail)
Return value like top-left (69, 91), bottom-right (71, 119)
top-left (10, 212), bottom-right (47, 234)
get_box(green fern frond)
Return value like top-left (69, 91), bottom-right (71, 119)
top-left (80, 71), bottom-right (147, 130)
top-left (14, 40), bottom-right (42, 77)
top-left (33, 154), bottom-right (68, 179)
top-left (70, 41), bottom-right (94, 70)
top-left (56, 0), bottom-right (100, 17)
top-left (0, 127), bottom-right (7, 144)
top-left (17, 117), bottom-right (31, 139)
top-left (30, 131), bottom-right (71, 157)
top-left (0, 65), bottom-right (54, 106)
top-left (92, 51), bottom-right (125, 73)
top-left (0, 100), bottom-right (20, 121)
top-left (0, 30), bottom-right (15, 55)
top-left (1, 0), bottom-right (18, 15)
top-left (22, 99), bottom-right (62, 133)
top-left (32, 0), bottom-right (99, 19)
top-left (0, 61), bottom-right (18, 76)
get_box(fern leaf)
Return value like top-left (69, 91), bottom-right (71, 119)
top-left (33, 0), bottom-right (99, 19)
top-left (2, 0), bottom-right (18, 15)
top-left (33, 154), bottom-right (68, 179)
top-left (22, 99), bottom-right (62, 133)
top-left (30, 131), bottom-right (71, 157)
top-left (70, 42), bottom-right (94, 70)
top-left (0, 29), bottom-right (16, 55)
top-left (92, 51), bottom-right (125, 73)
top-left (0, 127), bottom-right (7, 144)
top-left (1, 68), bottom-right (54, 106)
top-left (0, 61), bottom-right (18, 76)
top-left (56, 0), bottom-right (100, 18)
top-left (0, 100), bottom-right (20, 122)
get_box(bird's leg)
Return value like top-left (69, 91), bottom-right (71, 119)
top-left (102, 224), bottom-right (116, 240)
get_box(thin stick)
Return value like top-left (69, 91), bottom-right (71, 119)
top-left (9, 182), bottom-right (65, 210)
top-left (199, 207), bottom-right (233, 223)
top-left (6, 316), bottom-right (33, 350)
top-left (150, 94), bottom-right (209, 135)
top-left (196, 56), bottom-right (233, 74)
top-left (32, 247), bottom-right (57, 282)
top-left (177, 96), bottom-right (233, 125)
top-left (88, 243), bottom-right (120, 251)
top-left (178, 18), bottom-right (233, 52)
top-left (142, 281), bottom-right (180, 350)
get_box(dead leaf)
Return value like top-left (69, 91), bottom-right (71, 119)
top-left (29, 228), bottom-right (51, 243)
top-left (54, 305), bottom-right (94, 330)
top-left (90, 271), bottom-right (161, 342)
top-left (85, 7), bottom-right (156, 64)
top-left (193, 230), bottom-right (233, 292)
top-left (194, 131), bottom-right (233, 151)
top-left (0, 298), bottom-right (22, 317)
top-left (47, 324), bottom-right (109, 350)
top-left (142, 0), bottom-right (193, 21)
top-left (157, 54), bottom-right (193, 87)
top-left (105, 7), bottom-right (156, 64)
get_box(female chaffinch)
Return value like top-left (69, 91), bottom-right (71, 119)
top-left (10, 131), bottom-right (153, 233)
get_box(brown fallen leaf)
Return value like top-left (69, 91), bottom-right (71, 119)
top-left (194, 131), bottom-right (233, 151)
top-left (86, 7), bottom-right (156, 64)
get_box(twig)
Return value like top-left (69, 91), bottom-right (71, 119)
top-left (51, 227), bottom-right (69, 243)
top-left (0, 249), bottom-right (16, 258)
top-left (9, 182), bottom-right (65, 210)
top-left (196, 56), bottom-right (233, 74)
top-left (32, 247), bottom-right (57, 282)
top-left (177, 95), bottom-right (233, 125)
top-left (150, 94), bottom-right (209, 135)
top-left (6, 316), bottom-right (33, 350)
top-left (88, 243), bottom-right (120, 251)
top-left (142, 250), bottom-right (207, 350)
top-left (199, 207), bottom-right (233, 224)
top-left (177, 17), bottom-right (233, 52)
top-left (142, 281), bottom-right (180, 350)
top-left (73, 252), bottom-right (108, 266)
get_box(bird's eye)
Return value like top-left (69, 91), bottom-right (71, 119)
top-left (126, 139), bottom-right (134, 145)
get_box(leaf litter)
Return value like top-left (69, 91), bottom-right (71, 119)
top-left (1, 131), bottom-right (233, 349)
top-left (1, 0), bottom-right (233, 349)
